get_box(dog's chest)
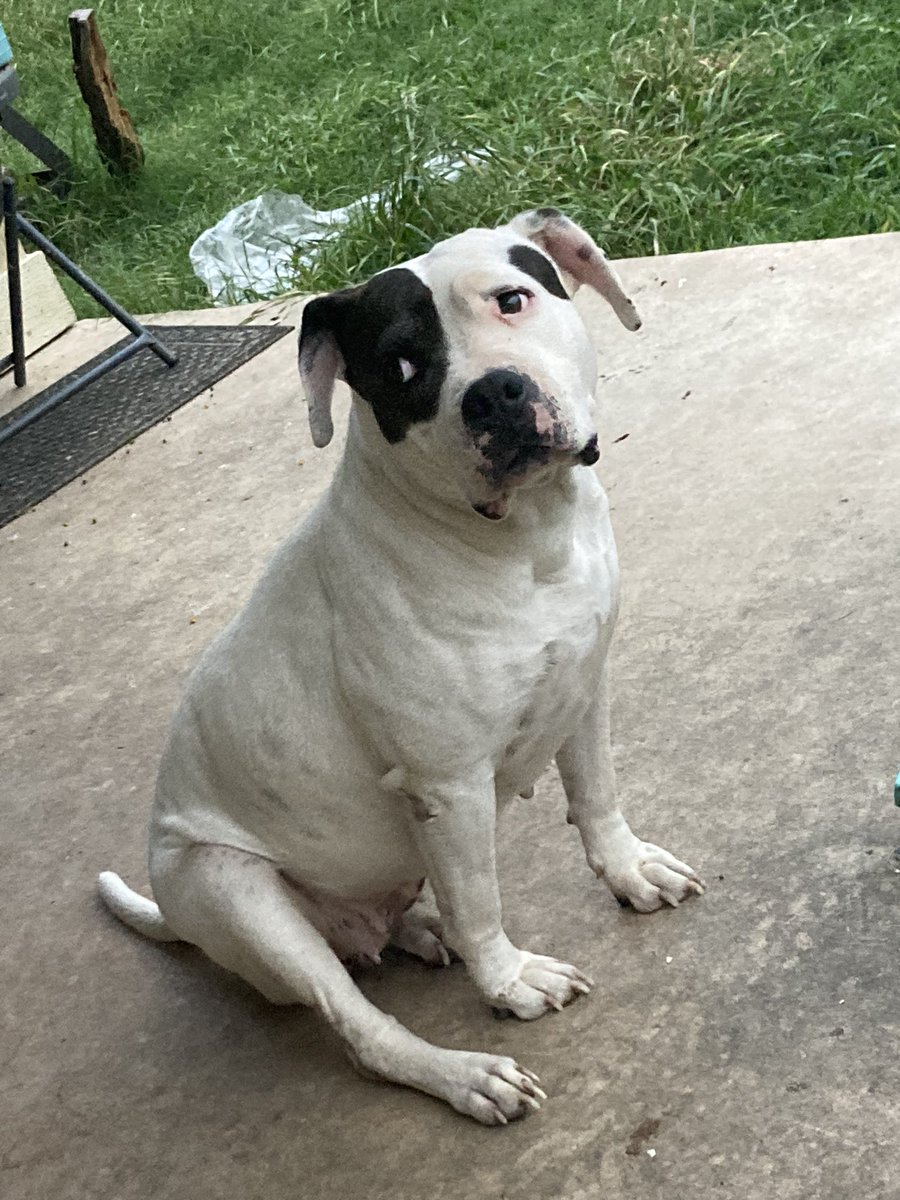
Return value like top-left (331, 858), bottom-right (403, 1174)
top-left (497, 540), bottom-right (615, 789)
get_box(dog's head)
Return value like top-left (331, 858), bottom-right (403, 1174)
top-left (298, 208), bottom-right (640, 520)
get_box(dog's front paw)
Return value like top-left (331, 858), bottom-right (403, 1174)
top-left (596, 837), bottom-right (705, 912)
top-left (489, 953), bottom-right (593, 1021)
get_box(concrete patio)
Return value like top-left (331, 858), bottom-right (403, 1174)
top-left (2, 232), bottom-right (899, 1199)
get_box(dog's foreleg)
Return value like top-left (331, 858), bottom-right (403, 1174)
top-left (396, 770), bottom-right (593, 1020)
top-left (556, 670), bottom-right (705, 911)
top-left (148, 843), bottom-right (543, 1125)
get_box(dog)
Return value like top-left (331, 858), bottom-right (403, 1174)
top-left (99, 208), bottom-right (703, 1126)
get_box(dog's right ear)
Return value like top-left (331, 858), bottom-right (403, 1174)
top-left (298, 293), bottom-right (350, 448)
top-left (505, 208), bottom-right (641, 331)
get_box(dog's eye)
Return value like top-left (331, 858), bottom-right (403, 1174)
top-left (495, 290), bottom-right (529, 316)
top-left (399, 357), bottom-right (417, 383)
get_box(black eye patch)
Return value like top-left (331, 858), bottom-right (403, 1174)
top-left (507, 245), bottom-right (569, 301)
top-left (331, 269), bottom-right (448, 444)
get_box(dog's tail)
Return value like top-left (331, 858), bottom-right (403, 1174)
top-left (97, 871), bottom-right (182, 942)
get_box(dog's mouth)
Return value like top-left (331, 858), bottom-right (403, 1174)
top-left (470, 434), bottom-right (600, 522)
top-left (473, 497), bottom-right (510, 521)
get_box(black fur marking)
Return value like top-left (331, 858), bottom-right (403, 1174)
top-left (508, 244), bottom-right (569, 301)
top-left (576, 242), bottom-right (593, 262)
top-left (580, 434), bottom-right (600, 465)
top-left (532, 206), bottom-right (562, 220)
top-left (301, 269), bottom-right (447, 444)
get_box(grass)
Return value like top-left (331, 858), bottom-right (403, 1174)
top-left (3, 0), bottom-right (899, 315)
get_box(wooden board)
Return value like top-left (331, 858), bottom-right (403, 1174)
top-left (0, 249), bottom-right (77, 360)
top-left (69, 8), bottom-right (143, 174)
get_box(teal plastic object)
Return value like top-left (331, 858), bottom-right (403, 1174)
top-left (895, 770), bottom-right (900, 806)
top-left (0, 24), bottom-right (12, 69)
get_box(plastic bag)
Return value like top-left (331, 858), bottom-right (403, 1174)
top-left (189, 152), bottom-right (484, 305)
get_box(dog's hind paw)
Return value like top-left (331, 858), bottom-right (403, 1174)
top-left (350, 1044), bottom-right (545, 1125)
top-left (442, 1052), bottom-right (546, 1125)
top-left (390, 910), bottom-right (458, 967)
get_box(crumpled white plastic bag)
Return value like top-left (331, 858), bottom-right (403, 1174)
top-left (189, 151), bottom-right (485, 305)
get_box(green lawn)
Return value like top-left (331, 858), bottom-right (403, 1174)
top-left (4, 0), bottom-right (899, 315)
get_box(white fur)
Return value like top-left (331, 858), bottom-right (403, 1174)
top-left (100, 213), bottom-right (703, 1126)
top-left (97, 870), bottom-right (178, 942)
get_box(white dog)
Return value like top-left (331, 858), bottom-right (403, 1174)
top-left (100, 209), bottom-right (703, 1126)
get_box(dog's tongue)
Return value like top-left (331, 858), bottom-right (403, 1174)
top-left (473, 497), bottom-right (509, 521)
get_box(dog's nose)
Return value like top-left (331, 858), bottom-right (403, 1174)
top-left (579, 435), bottom-right (600, 466)
top-left (461, 369), bottom-right (530, 431)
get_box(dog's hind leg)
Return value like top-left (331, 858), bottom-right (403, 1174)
top-left (149, 843), bottom-right (544, 1125)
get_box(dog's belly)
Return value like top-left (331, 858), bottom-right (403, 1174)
top-left (280, 872), bottom-right (423, 965)
top-left (156, 743), bottom-right (426, 898)
top-left (256, 782), bottom-right (425, 894)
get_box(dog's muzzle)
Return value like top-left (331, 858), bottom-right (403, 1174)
top-left (579, 434), bottom-right (600, 466)
top-left (462, 370), bottom-right (597, 518)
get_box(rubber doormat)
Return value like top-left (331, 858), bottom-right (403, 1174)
top-left (0, 323), bottom-right (293, 528)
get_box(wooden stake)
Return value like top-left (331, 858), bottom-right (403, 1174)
top-left (68, 8), bottom-right (144, 175)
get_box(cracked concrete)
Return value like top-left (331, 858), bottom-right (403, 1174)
top-left (2, 232), bottom-right (899, 1199)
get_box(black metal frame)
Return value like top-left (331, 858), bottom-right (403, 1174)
top-left (1, 170), bottom-right (24, 386)
top-left (0, 104), bottom-right (72, 199)
top-left (0, 62), bottom-right (72, 198)
top-left (0, 174), bottom-right (177, 447)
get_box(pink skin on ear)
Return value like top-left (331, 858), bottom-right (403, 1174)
top-left (300, 332), bottom-right (342, 448)
top-left (508, 210), bottom-right (642, 332)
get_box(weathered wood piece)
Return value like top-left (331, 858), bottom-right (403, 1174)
top-left (0, 240), bottom-right (76, 363)
top-left (68, 8), bottom-right (144, 175)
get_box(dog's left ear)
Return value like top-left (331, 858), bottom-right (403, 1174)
top-left (505, 208), bottom-right (642, 331)
top-left (298, 292), bottom-right (352, 448)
